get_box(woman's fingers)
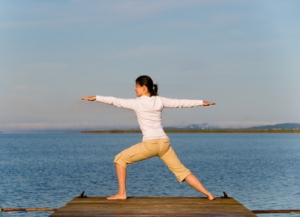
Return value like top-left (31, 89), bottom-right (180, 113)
top-left (203, 101), bottom-right (216, 106)
top-left (82, 96), bottom-right (96, 101)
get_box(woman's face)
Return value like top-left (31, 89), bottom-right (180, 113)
top-left (135, 83), bottom-right (149, 97)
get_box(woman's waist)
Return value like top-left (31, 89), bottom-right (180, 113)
top-left (141, 128), bottom-right (168, 141)
top-left (142, 136), bottom-right (169, 142)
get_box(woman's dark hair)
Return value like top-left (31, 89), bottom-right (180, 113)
top-left (135, 75), bottom-right (158, 96)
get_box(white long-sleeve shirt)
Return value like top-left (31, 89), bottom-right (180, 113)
top-left (96, 95), bottom-right (203, 141)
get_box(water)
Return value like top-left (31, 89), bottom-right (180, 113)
top-left (0, 133), bottom-right (299, 217)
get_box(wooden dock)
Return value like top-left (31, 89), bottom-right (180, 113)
top-left (49, 196), bottom-right (257, 217)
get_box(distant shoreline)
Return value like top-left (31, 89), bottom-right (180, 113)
top-left (80, 129), bottom-right (300, 134)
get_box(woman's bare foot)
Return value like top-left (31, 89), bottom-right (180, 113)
top-left (206, 193), bottom-right (215, 200)
top-left (107, 193), bottom-right (127, 200)
top-left (184, 173), bottom-right (215, 200)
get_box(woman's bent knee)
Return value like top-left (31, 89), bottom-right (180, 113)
top-left (114, 153), bottom-right (127, 169)
top-left (159, 146), bottom-right (192, 183)
top-left (178, 171), bottom-right (192, 183)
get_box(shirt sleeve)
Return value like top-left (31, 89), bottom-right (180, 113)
top-left (95, 95), bottom-right (138, 110)
top-left (160, 97), bottom-right (203, 108)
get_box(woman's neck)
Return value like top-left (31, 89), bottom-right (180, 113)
top-left (139, 93), bottom-right (151, 97)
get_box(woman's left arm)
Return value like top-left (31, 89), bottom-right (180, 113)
top-left (202, 101), bottom-right (216, 106)
top-left (161, 97), bottom-right (215, 108)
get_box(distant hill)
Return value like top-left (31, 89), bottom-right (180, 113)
top-left (165, 123), bottom-right (300, 130)
top-left (246, 123), bottom-right (300, 130)
top-left (4, 123), bottom-right (299, 134)
top-left (165, 123), bottom-right (220, 130)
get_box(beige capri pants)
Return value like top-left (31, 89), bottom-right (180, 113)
top-left (114, 138), bottom-right (191, 183)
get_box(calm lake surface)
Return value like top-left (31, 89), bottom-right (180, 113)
top-left (0, 133), bottom-right (299, 217)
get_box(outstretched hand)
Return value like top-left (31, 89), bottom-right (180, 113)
top-left (81, 96), bottom-right (96, 101)
top-left (202, 101), bottom-right (216, 106)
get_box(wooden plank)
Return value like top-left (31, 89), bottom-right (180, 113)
top-left (50, 197), bottom-right (257, 217)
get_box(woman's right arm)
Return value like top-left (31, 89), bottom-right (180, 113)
top-left (82, 96), bottom-right (96, 101)
top-left (82, 95), bottom-right (137, 110)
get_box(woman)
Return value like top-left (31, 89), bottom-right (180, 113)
top-left (82, 75), bottom-right (215, 200)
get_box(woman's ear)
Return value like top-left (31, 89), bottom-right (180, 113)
top-left (142, 85), bottom-right (147, 92)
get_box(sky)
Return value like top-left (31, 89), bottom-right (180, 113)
top-left (1, 0), bottom-right (300, 132)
